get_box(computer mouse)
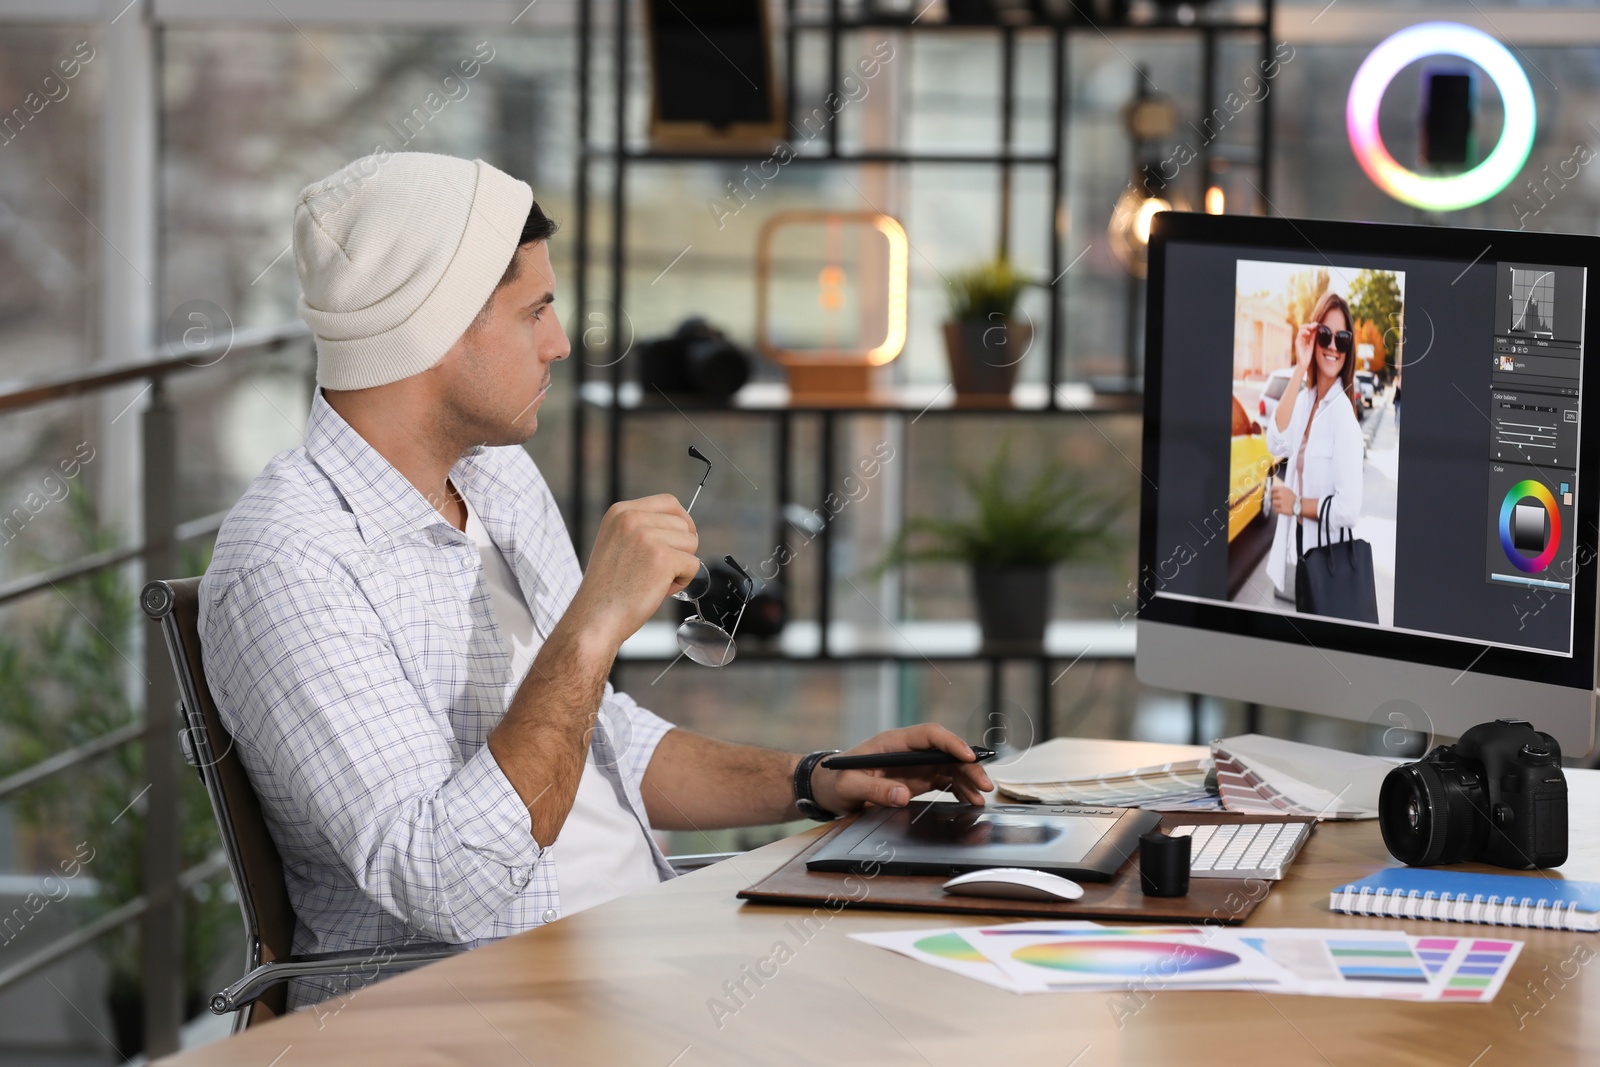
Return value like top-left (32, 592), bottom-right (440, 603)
top-left (941, 868), bottom-right (1086, 902)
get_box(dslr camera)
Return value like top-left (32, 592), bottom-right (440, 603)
top-left (1378, 719), bottom-right (1567, 869)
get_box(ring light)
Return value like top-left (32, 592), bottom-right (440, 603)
top-left (1346, 22), bottom-right (1536, 212)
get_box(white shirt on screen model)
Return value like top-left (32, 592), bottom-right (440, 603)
top-left (462, 496), bottom-right (664, 916)
top-left (1264, 381), bottom-right (1364, 598)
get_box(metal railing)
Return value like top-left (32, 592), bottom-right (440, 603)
top-left (0, 320), bottom-right (311, 1052)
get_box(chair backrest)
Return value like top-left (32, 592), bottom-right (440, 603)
top-left (141, 577), bottom-right (294, 1025)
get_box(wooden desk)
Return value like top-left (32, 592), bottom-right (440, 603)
top-left (159, 772), bottom-right (1600, 1067)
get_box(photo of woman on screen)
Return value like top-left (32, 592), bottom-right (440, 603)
top-left (1265, 291), bottom-right (1365, 602)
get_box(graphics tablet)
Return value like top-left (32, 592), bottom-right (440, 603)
top-left (805, 802), bottom-right (1161, 882)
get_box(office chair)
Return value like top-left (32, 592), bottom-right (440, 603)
top-left (141, 578), bottom-right (739, 1029)
top-left (141, 578), bottom-right (463, 1028)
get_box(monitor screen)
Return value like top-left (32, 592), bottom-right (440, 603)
top-left (1139, 214), bottom-right (1599, 713)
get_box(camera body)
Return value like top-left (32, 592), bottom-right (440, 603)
top-left (1378, 718), bottom-right (1567, 869)
top-left (638, 317), bottom-right (751, 399)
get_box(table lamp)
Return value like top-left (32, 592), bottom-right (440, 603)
top-left (755, 210), bottom-right (909, 401)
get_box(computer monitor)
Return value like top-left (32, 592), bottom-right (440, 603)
top-left (1136, 212), bottom-right (1598, 758)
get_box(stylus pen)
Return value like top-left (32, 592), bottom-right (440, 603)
top-left (821, 746), bottom-right (997, 770)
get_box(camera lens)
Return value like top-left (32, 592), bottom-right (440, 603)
top-left (1378, 760), bottom-right (1489, 866)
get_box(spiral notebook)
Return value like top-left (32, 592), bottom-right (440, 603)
top-left (1329, 868), bottom-right (1600, 931)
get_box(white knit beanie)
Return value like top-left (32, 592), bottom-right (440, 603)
top-left (293, 152), bottom-right (534, 390)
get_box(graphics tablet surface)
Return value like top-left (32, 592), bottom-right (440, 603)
top-left (805, 802), bottom-right (1160, 882)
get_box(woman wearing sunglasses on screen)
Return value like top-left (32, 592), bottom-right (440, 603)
top-left (1264, 291), bottom-right (1364, 603)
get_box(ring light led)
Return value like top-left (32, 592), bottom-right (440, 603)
top-left (1346, 22), bottom-right (1536, 212)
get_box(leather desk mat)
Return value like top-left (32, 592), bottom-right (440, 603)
top-left (737, 810), bottom-right (1316, 924)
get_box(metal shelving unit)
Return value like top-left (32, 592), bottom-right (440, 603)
top-left (567, 0), bottom-right (1275, 736)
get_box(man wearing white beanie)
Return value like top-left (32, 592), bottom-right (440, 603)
top-left (199, 152), bottom-right (991, 1009)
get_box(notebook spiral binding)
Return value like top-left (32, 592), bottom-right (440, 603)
top-left (1329, 885), bottom-right (1589, 931)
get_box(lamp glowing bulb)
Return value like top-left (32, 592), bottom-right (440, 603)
top-left (1346, 22), bottom-right (1535, 211)
top-left (1205, 186), bottom-right (1225, 214)
top-left (1133, 197), bottom-right (1169, 243)
top-left (1109, 185), bottom-right (1181, 276)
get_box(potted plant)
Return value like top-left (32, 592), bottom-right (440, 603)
top-left (881, 443), bottom-right (1126, 648)
top-left (942, 257), bottom-right (1032, 397)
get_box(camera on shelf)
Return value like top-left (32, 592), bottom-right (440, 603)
top-left (637, 317), bottom-right (751, 400)
top-left (1378, 718), bottom-right (1568, 870)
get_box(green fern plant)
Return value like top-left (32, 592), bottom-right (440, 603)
top-left (946, 257), bottom-right (1029, 323)
top-left (881, 442), bottom-right (1127, 570)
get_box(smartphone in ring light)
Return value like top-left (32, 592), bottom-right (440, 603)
top-left (820, 746), bottom-right (997, 771)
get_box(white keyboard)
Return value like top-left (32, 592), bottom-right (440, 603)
top-left (1168, 821), bottom-right (1311, 881)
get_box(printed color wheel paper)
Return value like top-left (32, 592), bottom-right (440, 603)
top-left (968, 925), bottom-right (1287, 993)
top-left (850, 923), bottom-right (1523, 1001)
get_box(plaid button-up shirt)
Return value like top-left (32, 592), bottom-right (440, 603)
top-left (199, 392), bottom-right (676, 1007)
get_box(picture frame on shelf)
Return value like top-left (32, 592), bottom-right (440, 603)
top-left (645, 0), bottom-right (786, 153)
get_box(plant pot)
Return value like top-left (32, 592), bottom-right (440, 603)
top-left (972, 564), bottom-right (1052, 649)
top-left (942, 319), bottom-right (1032, 397)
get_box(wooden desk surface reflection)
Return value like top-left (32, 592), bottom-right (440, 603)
top-left (157, 772), bottom-right (1600, 1067)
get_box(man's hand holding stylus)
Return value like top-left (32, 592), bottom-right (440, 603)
top-left (809, 724), bottom-right (995, 815)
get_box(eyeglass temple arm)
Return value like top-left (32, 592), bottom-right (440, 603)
top-left (718, 555), bottom-right (755, 664)
top-left (724, 555), bottom-right (755, 601)
top-left (685, 445), bottom-right (712, 515)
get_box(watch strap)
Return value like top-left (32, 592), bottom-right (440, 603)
top-left (793, 749), bottom-right (841, 821)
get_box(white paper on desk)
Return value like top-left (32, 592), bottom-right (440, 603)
top-left (849, 922), bottom-right (1125, 993)
top-left (856, 924), bottom-right (1525, 1002)
top-left (849, 928), bottom-right (1026, 992)
top-left (1212, 734), bottom-right (1397, 820)
top-left (962, 924), bottom-right (1291, 994)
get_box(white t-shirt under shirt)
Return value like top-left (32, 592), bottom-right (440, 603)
top-left (462, 496), bottom-right (663, 916)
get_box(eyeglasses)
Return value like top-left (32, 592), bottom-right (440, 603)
top-left (1315, 324), bottom-right (1354, 356)
top-left (677, 554), bottom-right (755, 667)
top-left (669, 445), bottom-right (752, 667)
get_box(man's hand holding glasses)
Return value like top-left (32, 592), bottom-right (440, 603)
top-left (565, 493), bottom-right (702, 651)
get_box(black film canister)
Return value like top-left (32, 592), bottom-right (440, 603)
top-left (1139, 830), bottom-right (1191, 897)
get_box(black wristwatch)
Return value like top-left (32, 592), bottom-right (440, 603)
top-left (793, 749), bottom-right (841, 821)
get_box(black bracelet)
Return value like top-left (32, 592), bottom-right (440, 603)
top-left (792, 749), bottom-right (841, 821)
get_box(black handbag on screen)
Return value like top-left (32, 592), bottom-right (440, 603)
top-left (1295, 496), bottom-right (1379, 623)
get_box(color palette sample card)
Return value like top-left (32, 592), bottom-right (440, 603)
top-left (850, 922), bottom-right (1524, 1001)
top-left (1235, 929), bottom-right (1442, 1000)
top-left (1417, 937), bottom-right (1524, 1001)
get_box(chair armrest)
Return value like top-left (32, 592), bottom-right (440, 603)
top-left (667, 851), bottom-right (743, 874)
top-left (211, 943), bottom-right (463, 1014)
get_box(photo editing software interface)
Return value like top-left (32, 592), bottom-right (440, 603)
top-left (1150, 239), bottom-right (1587, 657)
top-left (1489, 265), bottom-right (1583, 598)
